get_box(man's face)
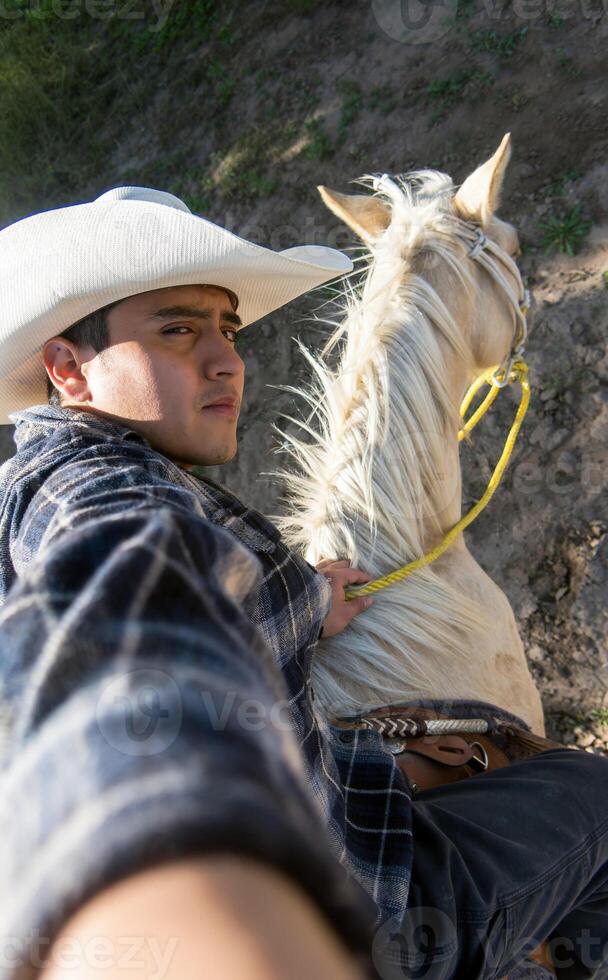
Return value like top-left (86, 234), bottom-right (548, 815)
top-left (52, 284), bottom-right (246, 468)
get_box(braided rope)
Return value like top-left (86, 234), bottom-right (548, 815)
top-left (361, 715), bottom-right (490, 737)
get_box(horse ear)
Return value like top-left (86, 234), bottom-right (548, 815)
top-left (317, 186), bottom-right (391, 245)
top-left (453, 133), bottom-right (512, 227)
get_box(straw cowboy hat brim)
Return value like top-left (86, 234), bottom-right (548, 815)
top-left (0, 185), bottom-right (353, 424)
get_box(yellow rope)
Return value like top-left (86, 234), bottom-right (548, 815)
top-left (344, 358), bottom-right (530, 600)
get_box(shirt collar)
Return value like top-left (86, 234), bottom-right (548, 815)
top-left (8, 403), bottom-right (151, 452)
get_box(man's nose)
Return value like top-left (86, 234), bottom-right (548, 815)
top-left (200, 331), bottom-right (245, 379)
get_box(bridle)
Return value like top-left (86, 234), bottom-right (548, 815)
top-left (457, 223), bottom-right (531, 388)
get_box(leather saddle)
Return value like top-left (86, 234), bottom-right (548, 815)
top-left (332, 703), bottom-right (565, 795)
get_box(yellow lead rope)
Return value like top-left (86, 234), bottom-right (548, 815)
top-left (344, 358), bottom-right (530, 600)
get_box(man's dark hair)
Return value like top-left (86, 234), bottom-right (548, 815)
top-left (46, 300), bottom-right (122, 407)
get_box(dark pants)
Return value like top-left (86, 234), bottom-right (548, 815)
top-left (400, 747), bottom-right (608, 980)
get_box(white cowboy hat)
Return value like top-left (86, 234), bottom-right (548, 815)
top-left (0, 185), bottom-right (353, 424)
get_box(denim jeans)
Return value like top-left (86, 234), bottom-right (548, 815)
top-left (398, 747), bottom-right (608, 980)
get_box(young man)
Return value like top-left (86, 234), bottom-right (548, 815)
top-left (0, 186), bottom-right (607, 980)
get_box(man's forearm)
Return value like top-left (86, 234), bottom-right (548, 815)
top-left (0, 505), bottom-right (375, 978)
top-left (40, 857), bottom-right (367, 980)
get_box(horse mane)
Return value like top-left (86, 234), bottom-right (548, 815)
top-left (267, 169), bottom-right (499, 719)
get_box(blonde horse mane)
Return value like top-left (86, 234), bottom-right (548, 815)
top-left (267, 168), bottom-right (509, 720)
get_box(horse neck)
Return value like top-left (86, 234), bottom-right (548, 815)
top-left (281, 252), bottom-right (480, 570)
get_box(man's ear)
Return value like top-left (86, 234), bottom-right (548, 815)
top-left (42, 337), bottom-right (92, 403)
top-left (317, 186), bottom-right (391, 246)
top-left (453, 133), bottom-right (512, 227)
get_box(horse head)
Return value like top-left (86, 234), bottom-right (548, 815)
top-left (317, 132), bottom-right (527, 387)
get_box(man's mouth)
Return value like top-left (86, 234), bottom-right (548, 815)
top-left (201, 403), bottom-right (238, 418)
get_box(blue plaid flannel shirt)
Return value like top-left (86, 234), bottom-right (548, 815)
top-left (0, 404), bottom-right (413, 979)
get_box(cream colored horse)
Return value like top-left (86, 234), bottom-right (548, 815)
top-left (272, 134), bottom-right (545, 736)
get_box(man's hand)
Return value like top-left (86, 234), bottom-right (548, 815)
top-left (316, 558), bottom-right (374, 639)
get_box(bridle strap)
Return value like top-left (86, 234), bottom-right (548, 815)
top-left (457, 225), bottom-right (530, 384)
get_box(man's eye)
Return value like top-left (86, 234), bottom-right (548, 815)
top-left (162, 325), bottom-right (192, 335)
top-left (223, 328), bottom-right (239, 344)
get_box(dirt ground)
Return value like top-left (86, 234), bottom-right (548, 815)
top-left (1, 0), bottom-right (606, 749)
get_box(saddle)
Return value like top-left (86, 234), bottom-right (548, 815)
top-left (332, 703), bottom-right (565, 794)
top-left (332, 703), bottom-right (565, 979)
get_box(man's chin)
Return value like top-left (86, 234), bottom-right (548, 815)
top-left (173, 444), bottom-right (238, 469)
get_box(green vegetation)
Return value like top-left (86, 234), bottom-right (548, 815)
top-left (124, 0), bottom-right (220, 53)
top-left (302, 119), bottom-right (334, 161)
top-left (544, 169), bottom-right (581, 197)
top-left (556, 47), bottom-right (581, 77)
top-left (0, 0), bottom-right (243, 224)
top-left (546, 12), bottom-right (565, 27)
top-left (454, 0), bottom-right (476, 21)
top-left (426, 68), bottom-right (494, 123)
top-left (369, 84), bottom-right (399, 116)
top-left (589, 708), bottom-right (608, 726)
top-left (336, 79), bottom-right (363, 141)
top-left (300, 77), bottom-right (400, 159)
top-left (602, 271), bottom-right (608, 290)
top-left (540, 205), bottom-right (592, 256)
top-left (470, 26), bottom-right (528, 58)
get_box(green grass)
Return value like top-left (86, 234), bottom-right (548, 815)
top-left (602, 271), bottom-right (608, 290)
top-left (106, 0), bottom-right (220, 54)
top-left (556, 47), bottom-right (581, 77)
top-left (369, 84), bottom-right (399, 115)
top-left (454, 0), bottom-right (476, 20)
top-left (426, 68), bottom-right (494, 122)
top-left (336, 79), bottom-right (363, 141)
top-left (589, 708), bottom-right (608, 726)
top-left (546, 12), bottom-right (565, 27)
top-left (540, 206), bottom-right (592, 256)
top-left (470, 26), bottom-right (528, 58)
top-left (0, 0), bottom-right (242, 225)
top-left (302, 118), bottom-right (334, 160)
top-left (544, 169), bottom-right (582, 197)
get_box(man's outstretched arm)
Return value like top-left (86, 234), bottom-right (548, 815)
top-left (41, 856), bottom-right (366, 980)
top-left (0, 501), bottom-right (374, 980)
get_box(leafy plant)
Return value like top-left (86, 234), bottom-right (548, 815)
top-left (540, 206), bottom-right (592, 256)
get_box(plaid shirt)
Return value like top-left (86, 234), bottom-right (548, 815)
top-left (0, 404), bottom-right (413, 979)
